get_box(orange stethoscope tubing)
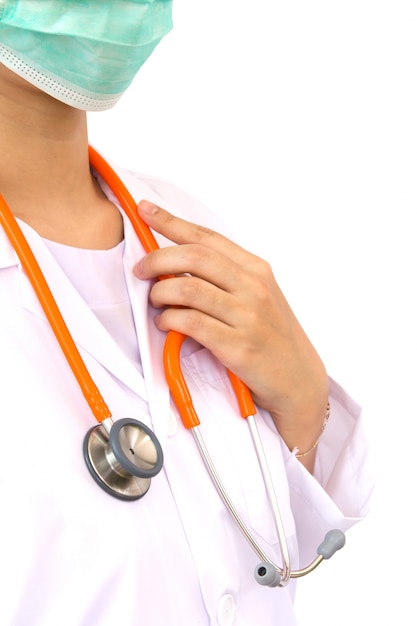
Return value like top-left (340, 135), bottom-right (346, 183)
top-left (0, 188), bottom-right (112, 423)
top-left (0, 145), bottom-right (255, 428)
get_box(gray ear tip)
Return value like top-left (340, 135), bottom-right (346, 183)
top-left (254, 563), bottom-right (282, 587)
top-left (318, 529), bottom-right (346, 559)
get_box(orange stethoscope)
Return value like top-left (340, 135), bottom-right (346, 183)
top-left (0, 146), bottom-right (345, 587)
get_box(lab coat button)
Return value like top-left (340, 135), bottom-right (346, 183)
top-left (167, 408), bottom-right (178, 436)
top-left (217, 594), bottom-right (235, 626)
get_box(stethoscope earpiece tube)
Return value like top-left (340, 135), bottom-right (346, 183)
top-left (83, 418), bottom-right (163, 501)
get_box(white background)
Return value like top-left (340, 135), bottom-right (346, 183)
top-left (88, 1), bottom-right (417, 624)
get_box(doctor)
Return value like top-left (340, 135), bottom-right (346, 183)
top-left (0, 2), bottom-right (372, 625)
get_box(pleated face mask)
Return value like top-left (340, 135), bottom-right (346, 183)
top-left (0, 0), bottom-right (173, 111)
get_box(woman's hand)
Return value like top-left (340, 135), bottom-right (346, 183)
top-left (133, 200), bottom-right (329, 470)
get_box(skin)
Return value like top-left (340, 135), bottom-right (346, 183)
top-left (0, 63), bottom-right (328, 473)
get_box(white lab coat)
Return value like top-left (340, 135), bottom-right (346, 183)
top-left (0, 156), bottom-right (373, 626)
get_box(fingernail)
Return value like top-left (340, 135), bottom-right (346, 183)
top-left (138, 200), bottom-right (158, 215)
top-left (133, 260), bottom-right (144, 277)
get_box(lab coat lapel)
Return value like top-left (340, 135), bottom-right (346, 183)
top-left (15, 220), bottom-right (149, 402)
top-left (122, 219), bottom-right (171, 443)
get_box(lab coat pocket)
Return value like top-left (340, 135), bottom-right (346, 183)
top-left (179, 345), bottom-right (296, 549)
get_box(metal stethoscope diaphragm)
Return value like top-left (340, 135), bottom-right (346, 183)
top-left (83, 417), bottom-right (164, 501)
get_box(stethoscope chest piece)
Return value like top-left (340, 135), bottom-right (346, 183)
top-left (83, 418), bottom-right (164, 501)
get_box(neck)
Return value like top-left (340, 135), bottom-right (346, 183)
top-left (0, 65), bottom-right (123, 248)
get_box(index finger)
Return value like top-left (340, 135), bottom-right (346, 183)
top-left (137, 200), bottom-right (252, 264)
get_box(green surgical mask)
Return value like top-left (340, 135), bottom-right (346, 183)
top-left (0, 0), bottom-right (173, 110)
